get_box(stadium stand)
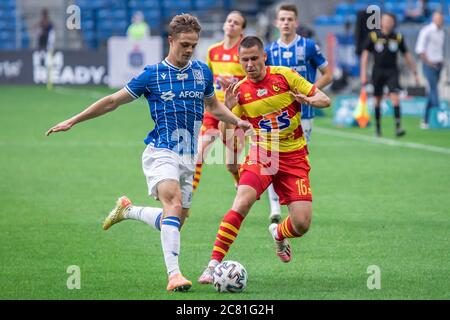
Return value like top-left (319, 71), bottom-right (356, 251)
top-left (314, 0), bottom-right (450, 26)
top-left (0, 0), bottom-right (29, 50)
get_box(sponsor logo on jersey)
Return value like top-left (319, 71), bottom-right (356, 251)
top-left (177, 73), bottom-right (188, 80)
top-left (257, 88), bottom-right (268, 97)
top-left (282, 51), bottom-right (293, 59)
top-left (161, 90), bottom-right (175, 101)
top-left (160, 73), bottom-right (167, 80)
top-left (179, 91), bottom-right (204, 99)
top-left (244, 92), bottom-right (252, 101)
top-left (258, 110), bottom-right (291, 132)
top-left (272, 84), bottom-right (280, 92)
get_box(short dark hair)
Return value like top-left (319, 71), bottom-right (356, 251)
top-left (239, 36), bottom-right (264, 52)
top-left (228, 10), bottom-right (247, 29)
top-left (168, 14), bottom-right (201, 38)
top-left (277, 3), bottom-right (298, 18)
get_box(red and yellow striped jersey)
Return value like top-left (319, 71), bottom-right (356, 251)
top-left (206, 39), bottom-right (246, 102)
top-left (232, 66), bottom-right (316, 153)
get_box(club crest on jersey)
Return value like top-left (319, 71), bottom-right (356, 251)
top-left (222, 54), bottom-right (231, 61)
top-left (388, 40), bottom-right (398, 52)
top-left (177, 73), bottom-right (188, 80)
top-left (161, 90), bottom-right (175, 101)
top-left (193, 69), bottom-right (204, 84)
top-left (257, 88), bottom-right (268, 97)
top-left (296, 47), bottom-right (305, 61)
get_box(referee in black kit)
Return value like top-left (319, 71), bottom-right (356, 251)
top-left (360, 13), bottom-right (419, 137)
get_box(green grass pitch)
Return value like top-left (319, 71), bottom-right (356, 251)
top-left (1, 85), bottom-right (449, 300)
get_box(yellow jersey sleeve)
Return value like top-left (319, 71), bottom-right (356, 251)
top-left (276, 66), bottom-right (316, 97)
top-left (232, 104), bottom-right (243, 117)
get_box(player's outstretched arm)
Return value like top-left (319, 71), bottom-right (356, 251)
top-left (46, 88), bottom-right (134, 136)
top-left (290, 88), bottom-right (331, 108)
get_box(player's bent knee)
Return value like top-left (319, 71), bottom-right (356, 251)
top-left (292, 216), bottom-right (311, 235)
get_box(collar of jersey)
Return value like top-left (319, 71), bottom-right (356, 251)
top-left (277, 34), bottom-right (301, 49)
top-left (162, 59), bottom-right (192, 72)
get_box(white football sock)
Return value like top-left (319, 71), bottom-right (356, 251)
top-left (267, 184), bottom-right (281, 216)
top-left (160, 216), bottom-right (181, 276)
top-left (125, 206), bottom-right (163, 230)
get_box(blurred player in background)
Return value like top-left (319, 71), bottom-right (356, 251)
top-left (360, 13), bottom-right (419, 137)
top-left (127, 11), bottom-right (150, 40)
top-left (46, 14), bottom-right (251, 292)
top-left (198, 36), bottom-right (330, 284)
top-left (415, 11), bottom-right (445, 129)
top-left (264, 3), bottom-right (332, 223)
top-left (193, 11), bottom-right (247, 192)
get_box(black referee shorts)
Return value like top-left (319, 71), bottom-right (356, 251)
top-left (371, 68), bottom-right (401, 97)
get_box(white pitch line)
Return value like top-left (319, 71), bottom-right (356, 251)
top-left (314, 126), bottom-right (450, 155)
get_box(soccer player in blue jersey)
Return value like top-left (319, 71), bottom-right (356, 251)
top-left (46, 14), bottom-right (251, 292)
top-left (264, 3), bottom-right (333, 224)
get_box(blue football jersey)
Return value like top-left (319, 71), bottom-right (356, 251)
top-left (265, 35), bottom-right (328, 119)
top-left (125, 59), bottom-right (215, 155)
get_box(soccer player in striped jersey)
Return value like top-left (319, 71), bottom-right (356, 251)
top-left (46, 14), bottom-right (251, 292)
top-left (264, 3), bottom-right (333, 224)
top-left (198, 36), bottom-right (330, 284)
top-left (193, 11), bottom-right (247, 192)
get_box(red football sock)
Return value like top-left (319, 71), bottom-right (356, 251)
top-left (276, 216), bottom-right (302, 240)
top-left (211, 210), bottom-right (245, 262)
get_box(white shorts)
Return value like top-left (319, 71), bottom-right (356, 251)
top-left (142, 145), bottom-right (196, 208)
top-left (301, 118), bottom-right (313, 144)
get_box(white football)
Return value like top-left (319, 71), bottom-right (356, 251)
top-left (212, 260), bottom-right (248, 293)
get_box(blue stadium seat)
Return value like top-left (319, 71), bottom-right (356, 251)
top-left (0, 19), bottom-right (16, 30)
top-left (0, 0), bottom-right (16, 9)
top-left (314, 15), bottom-right (333, 26)
top-left (445, 16), bottom-right (450, 25)
top-left (129, 0), bottom-right (159, 10)
top-left (384, 2), bottom-right (407, 15)
top-left (0, 31), bottom-right (14, 41)
top-left (81, 19), bottom-right (95, 30)
top-left (81, 9), bottom-right (94, 20)
top-left (162, 0), bottom-right (192, 10)
top-left (0, 8), bottom-right (16, 19)
top-left (335, 3), bottom-right (355, 16)
top-left (98, 9), bottom-right (127, 20)
top-left (76, 0), bottom-right (108, 9)
top-left (194, 0), bottom-right (216, 10)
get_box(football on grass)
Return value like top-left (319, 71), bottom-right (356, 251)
top-left (213, 260), bottom-right (247, 293)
